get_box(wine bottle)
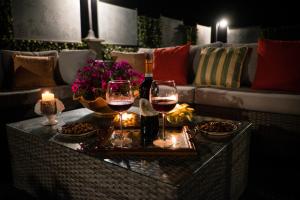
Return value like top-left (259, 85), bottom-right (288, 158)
top-left (139, 55), bottom-right (159, 146)
top-left (139, 56), bottom-right (153, 100)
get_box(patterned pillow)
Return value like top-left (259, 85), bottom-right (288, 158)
top-left (193, 47), bottom-right (248, 88)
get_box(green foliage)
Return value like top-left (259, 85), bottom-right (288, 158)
top-left (185, 26), bottom-right (197, 45)
top-left (138, 16), bottom-right (161, 48)
top-left (102, 44), bottom-right (138, 60)
top-left (176, 24), bottom-right (197, 45)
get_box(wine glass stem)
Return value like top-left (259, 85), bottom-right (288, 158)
top-left (162, 113), bottom-right (165, 141)
top-left (119, 112), bottom-right (123, 137)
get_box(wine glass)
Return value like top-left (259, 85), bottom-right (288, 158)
top-left (106, 80), bottom-right (134, 148)
top-left (150, 80), bottom-right (178, 148)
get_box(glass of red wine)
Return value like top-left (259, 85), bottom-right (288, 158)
top-left (150, 80), bottom-right (178, 148)
top-left (106, 80), bottom-right (134, 148)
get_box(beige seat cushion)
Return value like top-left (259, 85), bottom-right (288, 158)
top-left (12, 55), bottom-right (57, 90)
top-left (111, 51), bottom-right (146, 73)
top-left (177, 85), bottom-right (195, 103)
top-left (194, 87), bottom-right (300, 115)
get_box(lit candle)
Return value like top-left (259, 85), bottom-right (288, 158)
top-left (41, 91), bottom-right (57, 115)
top-left (171, 135), bottom-right (177, 148)
top-left (42, 91), bottom-right (55, 101)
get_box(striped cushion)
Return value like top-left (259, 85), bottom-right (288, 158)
top-left (194, 47), bottom-right (248, 88)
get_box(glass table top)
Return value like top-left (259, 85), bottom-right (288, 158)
top-left (8, 107), bottom-right (251, 186)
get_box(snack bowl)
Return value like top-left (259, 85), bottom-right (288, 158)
top-left (196, 120), bottom-right (238, 137)
top-left (57, 122), bottom-right (97, 138)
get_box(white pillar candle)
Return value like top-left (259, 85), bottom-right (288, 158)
top-left (42, 91), bottom-right (55, 101)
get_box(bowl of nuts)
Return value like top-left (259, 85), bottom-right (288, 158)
top-left (58, 122), bottom-right (97, 138)
top-left (196, 120), bottom-right (237, 137)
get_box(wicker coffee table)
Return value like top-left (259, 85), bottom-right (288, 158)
top-left (7, 108), bottom-right (251, 200)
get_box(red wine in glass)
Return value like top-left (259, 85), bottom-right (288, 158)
top-left (151, 98), bottom-right (177, 113)
top-left (108, 100), bottom-right (133, 112)
top-left (106, 80), bottom-right (134, 148)
top-left (150, 80), bottom-right (178, 148)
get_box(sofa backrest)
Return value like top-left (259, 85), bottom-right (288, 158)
top-left (58, 49), bottom-right (97, 85)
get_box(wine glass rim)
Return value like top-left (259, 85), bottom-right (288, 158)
top-left (152, 80), bottom-right (175, 83)
top-left (108, 80), bottom-right (131, 83)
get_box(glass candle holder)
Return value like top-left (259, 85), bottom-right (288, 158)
top-left (41, 91), bottom-right (58, 125)
top-left (40, 100), bottom-right (57, 115)
top-left (40, 100), bottom-right (58, 125)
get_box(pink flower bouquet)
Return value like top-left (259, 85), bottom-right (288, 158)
top-left (72, 60), bottom-right (144, 100)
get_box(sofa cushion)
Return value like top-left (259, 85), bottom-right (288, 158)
top-left (191, 42), bottom-right (223, 74)
top-left (138, 42), bottom-right (223, 84)
top-left (194, 87), bottom-right (300, 115)
top-left (177, 85), bottom-right (195, 103)
top-left (0, 85), bottom-right (73, 108)
top-left (153, 44), bottom-right (190, 85)
top-left (110, 51), bottom-right (146, 73)
top-left (223, 43), bottom-right (258, 86)
top-left (194, 46), bottom-right (248, 88)
top-left (12, 55), bottom-right (57, 90)
top-left (58, 49), bottom-right (97, 85)
top-left (252, 39), bottom-right (300, 92)
top-left (1, 50), bottom-right (59, 89)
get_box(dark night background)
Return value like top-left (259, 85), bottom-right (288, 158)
top-left (98, 0), bottom-right (299, 27)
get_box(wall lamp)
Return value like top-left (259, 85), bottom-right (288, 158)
top-left (216, 18), bottom-right (229, 42)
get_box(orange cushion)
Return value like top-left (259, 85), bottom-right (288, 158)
top-left (153, 44), bottom-right (190, 85)
top-left (12, 55), bottom-right (57, 90)
top-left (252, 39), bottom-right (300, 92)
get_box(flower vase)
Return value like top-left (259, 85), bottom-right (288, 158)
top-left (74, 96), bottom-right (116, 116)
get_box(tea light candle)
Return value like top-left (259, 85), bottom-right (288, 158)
top-left (42, 91), bottom-right (55, 101)
top-left (171, 135), bottom-right (177, 148)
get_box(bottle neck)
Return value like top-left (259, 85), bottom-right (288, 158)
top-left (145, 59), bottom-right (153, 75)
top-left (144, 73), bottom-right (153, 78)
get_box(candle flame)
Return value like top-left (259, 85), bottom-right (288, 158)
top-left (122, 112), bottom-right (134, 120)
top-left (171, 136), bottom-right (177, 146)
top-left (114, 112), bottom-right (137, 127)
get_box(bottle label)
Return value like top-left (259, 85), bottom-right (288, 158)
top-left (140, 98), bottom-right (159, 146)
top-left (144, 73), bottom-right (153, 77)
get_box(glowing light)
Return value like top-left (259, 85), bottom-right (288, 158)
top-left (218, 19), bottom-right (228, 28)
top-left (114, 112), bottom-right (137, 127)
top-left (42, 91), bottom-right (55, 101)
top-left (171, 135), bottom-right (177, 148)
top-left (122, 112), bottom-right (134, 121)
